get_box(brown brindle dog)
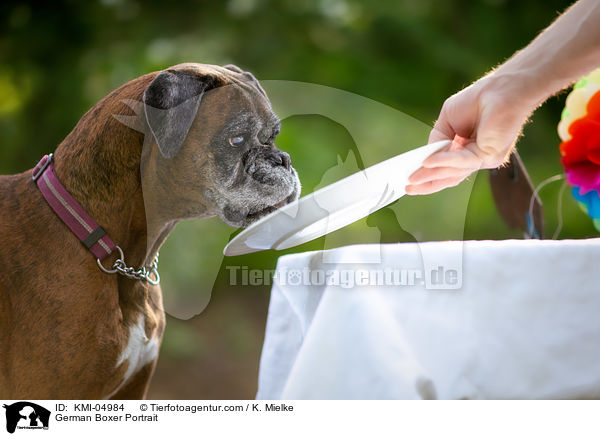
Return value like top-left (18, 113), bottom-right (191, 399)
top-left (0, 63), bottom-right (300, 399)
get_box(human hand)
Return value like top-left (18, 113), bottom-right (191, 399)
top-left (406, 74), bottom-right (537, 195)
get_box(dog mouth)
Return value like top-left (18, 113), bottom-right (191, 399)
top-left (220, 187), bottom-right (297, 228)
top-left (220, 151), bottom-right (301, 228)
top-left (243, 193), bottom-right (294, 225)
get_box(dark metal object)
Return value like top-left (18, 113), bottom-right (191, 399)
top-left (489, 151), bottom-right (544, 239)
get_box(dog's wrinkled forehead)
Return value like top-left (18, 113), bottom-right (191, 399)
top-left (212, 88), bottom-right (280, 141)
top-left (143, 63), bottom-right (273, 158)
top-left (169, 62), bottom-right (268, 101)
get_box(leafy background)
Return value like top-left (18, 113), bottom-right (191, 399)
top-left (1, 0), bottom-right (593, 398)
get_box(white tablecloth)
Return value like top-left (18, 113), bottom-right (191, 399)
top-left (256, 239), bottom-right (600, 399)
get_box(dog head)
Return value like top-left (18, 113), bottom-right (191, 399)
top-left (142, 63), bottom-right (300, 227)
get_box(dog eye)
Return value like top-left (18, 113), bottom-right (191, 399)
top-left (229, 136), bottom-right (244, 146)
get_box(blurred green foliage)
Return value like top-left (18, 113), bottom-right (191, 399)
top-left (1, 0), bottom-right (595, 398)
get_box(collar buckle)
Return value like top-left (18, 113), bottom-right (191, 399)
top-left (32, 153), bottom-right (53, 182)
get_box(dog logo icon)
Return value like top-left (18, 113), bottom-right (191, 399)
top-left (2, 402), bottom-right (50, 433)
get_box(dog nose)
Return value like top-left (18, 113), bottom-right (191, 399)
top-left (266, 150), bottom-right (291, 170)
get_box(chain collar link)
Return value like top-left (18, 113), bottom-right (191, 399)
top-left (97, 246), bottom-right (160, 285)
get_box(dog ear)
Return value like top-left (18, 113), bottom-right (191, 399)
top-left (143, 70), bottom-right (216, 158)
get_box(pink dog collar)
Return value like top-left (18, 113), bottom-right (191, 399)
top-left (32, 154), bottom-right (117, 261)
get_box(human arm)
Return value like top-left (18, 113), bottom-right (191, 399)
top-left (406, 0), bottom-right (600, 195)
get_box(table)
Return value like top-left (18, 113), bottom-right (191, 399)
top-left (256, 239), bottom-right (600, 399)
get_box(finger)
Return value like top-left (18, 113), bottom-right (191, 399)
top-left (422, 145), bottom-right (484, 169)
top-left (428, 125), bottom-right (453, 144)
top-left (428, 92), bottom-right (478, 145)
top-left (449, 135), bottom-right (470, 149)
top-left (428, 112), bottom-right (457, 144)
top-left (406, 175), bottom-right (467, 196)
top-left (408, 166), bottom-right (474, 184)
top-left (428, 101), bottom-right (456, 144)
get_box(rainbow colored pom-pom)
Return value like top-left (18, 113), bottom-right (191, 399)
top-left (558, 68), bottom-right (600, 232)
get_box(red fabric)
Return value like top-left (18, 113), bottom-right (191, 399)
top-left (560, 91), bottom-right (600, 193)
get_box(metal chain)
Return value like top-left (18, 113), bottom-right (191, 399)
top-left (97, 246), bottom-right (160, 285)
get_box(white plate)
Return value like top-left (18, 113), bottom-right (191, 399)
top-left (223, 140), bottom-right (450, 256)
